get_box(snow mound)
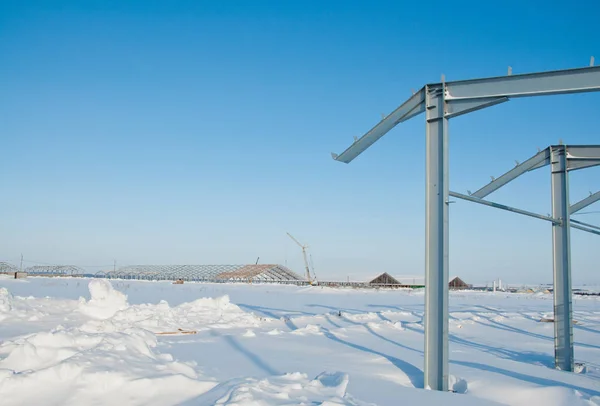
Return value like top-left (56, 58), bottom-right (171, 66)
top-left (77, 280), bottom-right (264, 334)
top-left (480, 384), bottom-right (597, 406)
top-left (0, 288), bottom-right (12, 314)
top-left (242, 329), bottom-right (256, 337)
top-left (343, 312), bottom-right (379, 322)
top-left (110, 294), bottom-right (263, 333)
top-left (449, 375), bottom-right (468, 394)
top-left (0, 325), bottom-right (216, 405)
top-left (215, 372), bottom-right (368, 405)
top-left (291, 324), bottom-right (323, 335)
top-left (78, 280), bottom-right (128, 319)
top-left (366, 321), bottom-right (382, 330)
top-left (382, 320), bottom-right (404, 330)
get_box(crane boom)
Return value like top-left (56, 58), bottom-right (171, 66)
top-left (286, 232), bottom-right (305, 249)
top-left (286, 232), bottom-right (311, 282)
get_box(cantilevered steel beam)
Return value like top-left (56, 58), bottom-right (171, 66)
top-left (331, 65), bottom-right (600, 392)
top-left (332, 89), bottom-right (425, 163)
top-left (471, 148), bottom-right (551, 198)
top-left (332, 66), bottom-right (600, 165)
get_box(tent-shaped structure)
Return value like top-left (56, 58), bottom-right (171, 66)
top-left (369, 272), bottom-right (400, 286)
top-left (449, 276), bottom-right (471, 289)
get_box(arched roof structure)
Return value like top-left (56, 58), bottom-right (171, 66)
top-left (104, 264), bottom-right (303, 282)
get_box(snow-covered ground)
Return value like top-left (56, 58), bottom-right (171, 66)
top-left (0, 277), bottom-right (599, 405)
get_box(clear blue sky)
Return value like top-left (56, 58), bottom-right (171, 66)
top-left (1, 0), bottom-right (599, 284)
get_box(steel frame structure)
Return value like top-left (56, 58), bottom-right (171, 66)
top-left (24, 265), bottom-right (85, 276)
top-left (102, 264), bottom-right (303, 282)
top-left (0, 262), bottom-right (18, 273)
top-left (332, 65), bottom-right (600, 391)
top-left (451, 144), bottom-right (600, 372)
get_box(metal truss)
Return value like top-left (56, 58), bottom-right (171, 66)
top-left (24, 265), bottom-right (85, 276)
top-left (332, 65), bottom-right (600, 391)
top-left (102, 264), bottom-right (303, 282)
top-left (452, 144), bottom-right (600, 372)
top-left (0, 262), bottom-right (18, 273)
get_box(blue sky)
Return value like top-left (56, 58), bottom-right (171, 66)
top-left (1, 1), bottom-right (599, 284)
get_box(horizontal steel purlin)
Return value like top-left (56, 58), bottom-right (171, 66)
top-left (570, 222), bottom-right (600, 236)
top-left (450, 191), bottom-right (600, 236)
top-left (571, 218), bottom-right (600, 232)
top-left (449, 191), bottom-right (558, 223)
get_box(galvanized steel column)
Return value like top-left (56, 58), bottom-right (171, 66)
top-left (424, 85), bottom-right (449, 391)
top-left (551, 145), bottom-right (574, 371)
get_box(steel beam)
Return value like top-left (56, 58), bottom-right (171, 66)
top-left (566, 146), bottom-right (600, 171)
top-left (449, 192), bottom-right (558, 223)
top-left (471, 145), bottom-right (600, 199)
top-left (571, 191), bottom-right (600, 214)
top-left (331, 65), bottom-right (600, 392)
top-left (571, 222), bottom-right (600, 236)
top-left (332, 67), bottom-right (600, 166)
top-left (444, 66), bottom-right (600, 100)
top-left (424, 85), bottom-right (449, 391)
top-left (570, 218), bottom-right (600, 233)
top-left (451, 192), bottom-right (600, 236)
top-left (332, 89), bottom-right (426, 163)
top-left (444, 96), bottom-right (508, 119)
top-left (471, 148), bottom-right (551, 198)
top-left (551, 145), bottom-right (574, 371)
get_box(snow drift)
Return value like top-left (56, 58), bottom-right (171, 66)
top-left (213, 372), bottom-right (366, 405)
top-left (0, 323), bottom-right (216, 406)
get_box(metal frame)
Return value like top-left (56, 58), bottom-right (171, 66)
top-left (332, 65), bottom-right (600, 391)
top-left (453, 144), bottom-right (599, 372)
top-left (571, 191), bottom-right (600, 214)
top-left (450, 191), bottom-right (600, 236)
top-left (24, 265), bottom-right (84, 276)
top-left (0, 262), bottom-right (19, 274)
top-left (102, 264), bottom-right (303, 282)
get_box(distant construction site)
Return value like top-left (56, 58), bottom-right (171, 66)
top-left (1, 261), bottom-right (452, 289)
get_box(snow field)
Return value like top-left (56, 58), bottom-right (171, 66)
top-left (0, 277), bottom-right (598, 405)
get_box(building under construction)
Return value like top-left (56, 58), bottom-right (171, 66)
top-left (97, 264), bottom-right (304, 283)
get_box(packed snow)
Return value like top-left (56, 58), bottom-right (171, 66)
top-left (0, 277), bottom-right (599, 405)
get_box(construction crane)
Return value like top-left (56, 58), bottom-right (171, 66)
top-left (286, 232), bottom-right (312, 282)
